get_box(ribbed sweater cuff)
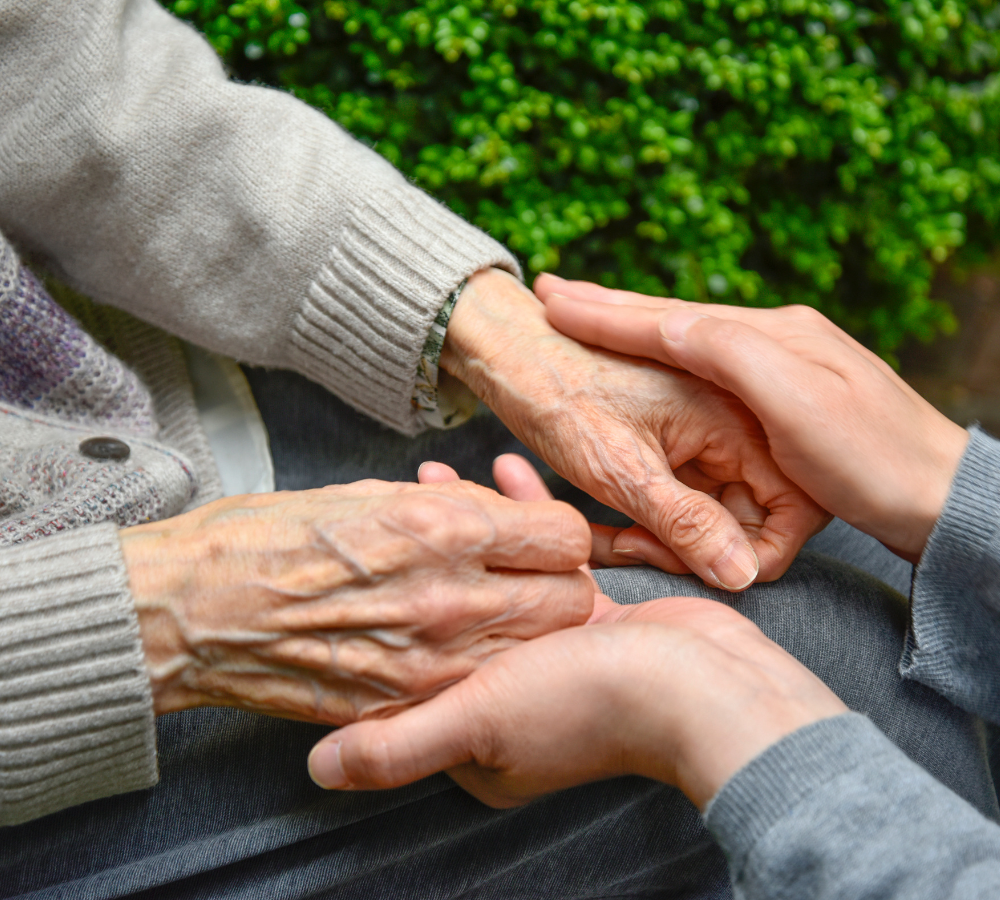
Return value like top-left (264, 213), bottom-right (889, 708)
top-left (901, 425), bottom-right (1000, 712)
top-left (704, 713), bottom-right (887, 879)
top-left (289, 182), bottom-right (521, 436)
top-left (0, 524), bottom-right (157, 826)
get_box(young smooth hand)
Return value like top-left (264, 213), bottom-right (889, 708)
top-left (308, 591), bottom-right (847, 811)
top-left (537, 274), bottom-right (969, 562)
top-left (121, 480), bottom-right (593, 723)
top-left (445, 269), bottom-right (828, 590)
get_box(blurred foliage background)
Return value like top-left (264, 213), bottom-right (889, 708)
top-left (168, 0), bottom-right (1000, 358)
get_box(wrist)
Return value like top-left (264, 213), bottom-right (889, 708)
top-left (618, 625), bottom-right (848, 810)
top-left (670, 696), bottom-right (845, 811)
top-left (441, 268), bottom-right (553, 404)
top-left (120, 524), bottom-right (204, 716)
top-left (883, 417), bottom-right (969, 562)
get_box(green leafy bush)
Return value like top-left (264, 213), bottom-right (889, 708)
top-left (169, 0), bottom-right (1000, 355)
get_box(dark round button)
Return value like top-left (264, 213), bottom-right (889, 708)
top-left (79, 437), bottom-right (131, 462)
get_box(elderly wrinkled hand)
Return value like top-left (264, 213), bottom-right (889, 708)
top-left (538, 276), bottom-right (969, 562)
top-left (444, 269), bottom-right (828, 590)
top-left (120, 480), bottom-right (593, 723)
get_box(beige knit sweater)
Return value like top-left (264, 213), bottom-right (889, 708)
top-left (0, 0), bottom-right (518, 826)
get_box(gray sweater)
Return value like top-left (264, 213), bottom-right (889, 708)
top-left (705, 426), bottom-right (1000, 899)
top-left (0, 0), bottom-right (517, 826)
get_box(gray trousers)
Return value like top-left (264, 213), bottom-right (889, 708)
top-left (1, 369), bottom-right (994, 900)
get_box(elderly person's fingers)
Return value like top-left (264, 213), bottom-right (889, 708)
top-left (492, 453), bottom-right (621, 618)
top-left (443, 269), bottom-right (825, 590)
top-left (545, 287), bottom-right (967, 560)
top-left (493, 453), bottom-right (551, 502)
top-left (632, 476), bottom-right (760, 589)
top-left (417, 461), bottom-right (461, 483)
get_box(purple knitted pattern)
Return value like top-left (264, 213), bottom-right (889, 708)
top-left (0, 244), bottom-right (155, 434)
top-left (0, 265), bottom-right (88, 402)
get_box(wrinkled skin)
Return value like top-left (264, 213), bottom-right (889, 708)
top-left (444, 269), bottom-right (828, 589)
top-left (538, 277), bottom-right (969, 563)
top-left (121, 480), bottom-right (593, 724)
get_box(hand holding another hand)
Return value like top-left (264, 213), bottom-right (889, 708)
top-left (537, 276), bottom-right (969, 561)
top-left (309, 456), bottom-right (845, 811)
top-left (445, 269), bottom-right (828, 590)
top-left (308, 591), bottom-right (847, 810)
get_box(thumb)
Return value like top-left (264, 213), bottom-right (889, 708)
top-left (309, 682), bottom-right (482, 791)
top-left (640, 476), bottom-right (760, 592)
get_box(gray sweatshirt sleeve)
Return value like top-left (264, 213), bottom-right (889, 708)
top-left (900, 426), bottom-right (1000, 721)
top-left (705, 713), bottom-right (1000, 900)
top-left (0, 0), bottom-right (519, 436)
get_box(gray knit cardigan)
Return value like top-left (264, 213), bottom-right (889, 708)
top-left (0, 0), bottom-right (518, 827)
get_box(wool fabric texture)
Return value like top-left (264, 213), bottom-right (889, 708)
top-left (0, 0), bottom-right (517, 826)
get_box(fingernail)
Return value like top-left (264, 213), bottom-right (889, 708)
top-left (613, 547), bottom-right (647, 562)
top-left (309, 741), bottom-right (348, 789)
top-left (710, 541), bottom-right (759, 591)
top-left (659, 308), bottom-right (707, 344)
top-left (540, 272), bottom-right (565, 282)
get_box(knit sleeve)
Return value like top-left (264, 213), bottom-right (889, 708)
top-left (0, 524), bottom-right (157, 827)
top-left (0, 0), bottom-right (519, 437)
top-left (900, 425), bottom-right (1000, 722)
top-left (706, 713), bottom-right (1000, 900)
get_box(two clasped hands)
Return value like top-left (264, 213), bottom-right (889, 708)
top-left (123, 266), bottom-right (968, 815)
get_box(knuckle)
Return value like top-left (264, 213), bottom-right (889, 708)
top-left (660, 493), bottom-right (726, 552)
top-left (543, 503), bottom-right (591, 563)
top-left (388, 493), bottom-right (493, 556)
top-left (782, 304), bottom-right (828, 328)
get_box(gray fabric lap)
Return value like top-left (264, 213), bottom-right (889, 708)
top-left (805, 517), bottom-right (913, 596)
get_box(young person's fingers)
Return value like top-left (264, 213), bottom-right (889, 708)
top-left (540, 277), bottom-right (892, 380)
top-left (601, 523), bottom-right (691, 573)
top-left (654, 309), bottom-right (831, 432)
top-left (534, 273), bottom-right (681, 309)
top-left (544, 296), bottom-right (686, 367)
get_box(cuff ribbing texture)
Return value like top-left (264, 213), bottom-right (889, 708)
top-left (0, 523), bottom-right (157, 826)
top-left (289, 182), bottom-right (520, 436)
